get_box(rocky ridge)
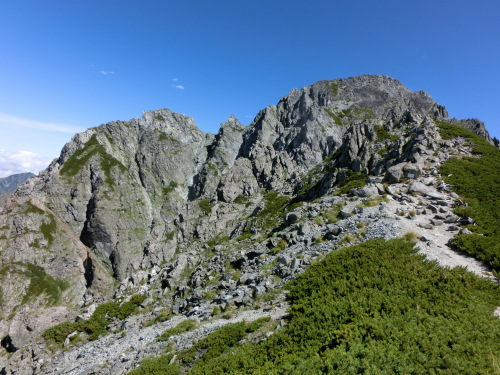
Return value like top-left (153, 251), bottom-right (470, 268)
top-left (0, 173), bottom-right (35, 196)
top-left (0, 75), bottom-right (497, 374)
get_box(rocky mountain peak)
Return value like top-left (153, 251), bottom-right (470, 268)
top-left (1, 75), bottom-right (498, 375)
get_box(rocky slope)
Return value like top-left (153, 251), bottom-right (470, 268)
top-left (0, 75), bottom-right (497, 374)
top-left (0, 172), bottom-right (35, 195)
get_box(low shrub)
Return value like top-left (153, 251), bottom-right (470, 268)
top-left (158, 319), bottom-right (197, 342)
top-left (176, 239), bottom-right (500, 374)
top-left (437, 121), bottom-right (500, 271)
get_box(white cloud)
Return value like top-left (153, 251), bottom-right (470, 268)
top-left (0, 150), bottom-right (52, 178)
top-left (0, 112), bottom-right (83, 133)
top-left (173, 85), bottom-right (185, 90)
top-left (172, 78), bottom-right (179, 82)
top-left (100, 70), bottom-right (115, 75)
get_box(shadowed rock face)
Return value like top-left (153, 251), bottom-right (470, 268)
top-left (0, 75), bottom-right (495, 366)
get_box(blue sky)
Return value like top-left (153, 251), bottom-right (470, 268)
top-left (1, 0), bottom-right (499, 177)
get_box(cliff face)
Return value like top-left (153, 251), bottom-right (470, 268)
top-left (0, 75), bottom-right (496, 372)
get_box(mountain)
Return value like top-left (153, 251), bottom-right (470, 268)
top-left (0, 172), bottom-right (35, 195)
top-left (1, 75), bottom-right (499, 374)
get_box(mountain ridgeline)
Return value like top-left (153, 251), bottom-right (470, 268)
top-left (1, 75), bottom-right (499, 374)
top-left (0, 172), bottom-right (35, 196)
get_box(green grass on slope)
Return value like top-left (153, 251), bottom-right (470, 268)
top-left (43, 294), bottom-right (146, 344)
top-left (437, 121), bottom-right (500, 272)
top-left (59, 134), bottom-right (126, 187)
top-left (128, 239), bottom-right (500, 375)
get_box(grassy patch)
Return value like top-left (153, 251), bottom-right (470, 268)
top-left (40, 213), bottom-right (57, 246)
top-left (324, 108), bottom-right (343, 126)
top-left (236, 232), bottom-right (253, 241)
top-left (437, 121), bottom-right (500, 271)
top-left (0, 262), bottom-right (69, 308)
top-left (330, 82), bottom-right (339, 96)
top-left (158, 319), bottom-right (197, 342)
top-left (60, 134), bottom-right (126, 186)
top-left (171, 239), bottom-right (500, 374)
top-left (207, 162), bottom-right (219, 177)
top-left (198, 199), bottom-right (213, 215)
top-left (272, 239), bottom-right (287, 254)
top-left (128, 353), bottom-right (180, 375)
top-left (163, 181), bottom-right (179, 196)
top-left (374, 125), bottom-right (390, 141)
top-left (23, 201), bottom-right (45, 215)
top-left (206, 234), bottom-right (230, 248)
top-left (233, 195), bottom-right (251, 206)
top-left (159, 132), bottom-right (180, 144)
top-left (165, 229), bottom-right (177, 241)
top-left (334, 171), bottom-right (368, 195)
top-left (142, 307), bottom-right (173, 327)
top-left (43, 294), bottom-right (146, 344)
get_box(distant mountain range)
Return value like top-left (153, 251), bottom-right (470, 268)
top-left (0, 172), bottom-right (35, 195)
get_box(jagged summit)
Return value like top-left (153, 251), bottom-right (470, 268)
top-left (1, 75), bottom-right (498, 374)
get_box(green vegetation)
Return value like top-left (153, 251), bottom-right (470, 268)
top-left (163, 181), bottom-right (179, 196)
top-left (159, 132), bottom-right (181, 144)
top-left (248, 191), bottom-right (300, 236)
top-left (271, 238), bottom-right (287, 254)
top-left (142, 307), bottom-right (173, 327)
top-left (402, 231), bottom-right (419, 242)
top-left (128, 353), bottom-right (180, 375)
top-left (0, 262), bottom-right (69, 308)
top-left (60, 134), bottom-right (126, 186)
top-left (334, 170), bottom-right (368, 195)
top-left (206, 234), bottom-right (230, 248)
top-left (374, 125), bottom-right (390, 141)
top-left (377, 146), bottom-right (388, 156)
top-left (29, 239), bottom-right (41, 248)
top-left (321, 207), bottom-right (340, 224)
top-left (23, 201), bottom-right (45, 215)
top-left (128, 319), bottom-right (271, 375)
top-left (207, 162), bottom-right (219, 177)
top-left (165, 229), bottom-right (177, 241)
top-left (325, 106), bottom-right (374, 126)
top-left (158, 319), bottom-right (197, 341)
top-left (324, 108), bottom-right (343, 126)
top-left (351, 106), bottom-right (374, 120)
top-left (43, 294), bottom-right (146, 344)
top-left (236, 232), bottom-right (253, 241)
top-left (40, 213), bottom-right (57, 246)
top-left (152, 239), bottom-right (500, 374)
top-left (233, 194), bottom-right (251, 206)
top-left (330, 82), bottom-right (339, 96)
top-left (155, 114), bottom-right (166, 122)
top-left (198, 199), bottom-right (213, 215)
top-left (437, 121), bottom-right (500, 272)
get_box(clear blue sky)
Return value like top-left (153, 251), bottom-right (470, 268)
top-left (1, 0), bottom-right (499, 177)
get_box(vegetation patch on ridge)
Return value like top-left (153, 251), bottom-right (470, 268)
top-left (437, 121), bottom-right (500, 272)
top-left (60, 134), bottom-right (127, 187)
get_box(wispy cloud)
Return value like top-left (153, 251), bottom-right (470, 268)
top-left (172, 78), bottom-right (179, 82)
top-left (173, 85), bottom-right (185, 90)
top-left (0, 112), bottom-right (83, 133)
top-left (0, 150), bottom-right (52, 178)
top-left (100, 70), bottom-right (115, 75)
